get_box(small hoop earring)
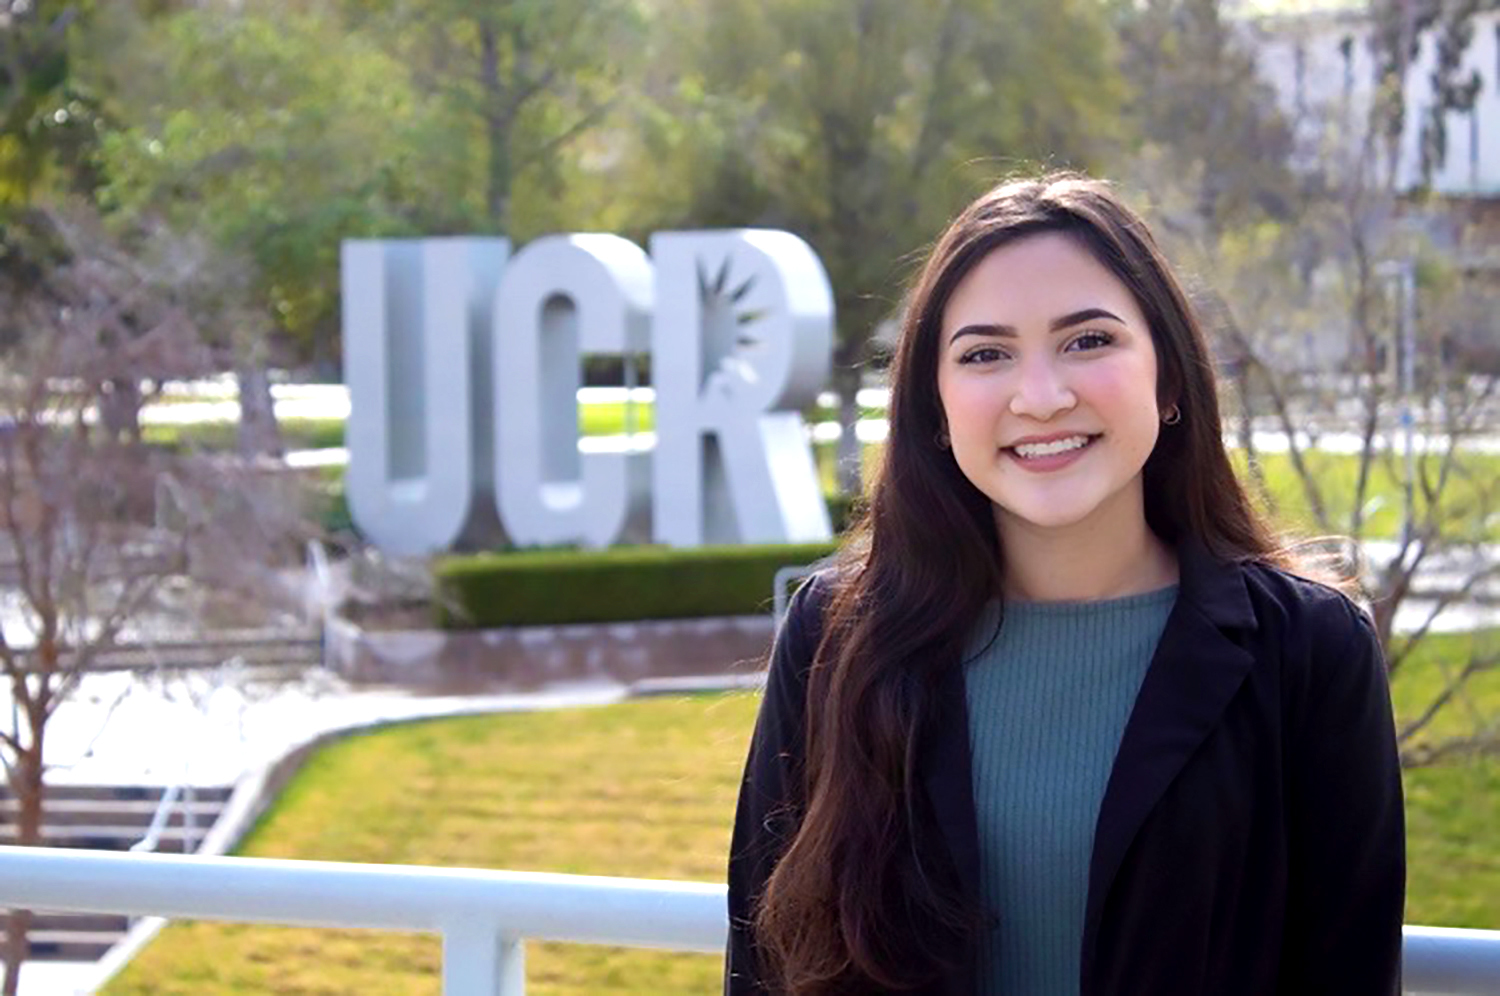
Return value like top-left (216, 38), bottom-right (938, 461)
top-left (1162, 404), bottom-right (1182, 426)
top-left (935, 429), bottom-right (950, 449)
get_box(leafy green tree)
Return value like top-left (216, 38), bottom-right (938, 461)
top-left (0, 0), bottom-right (101, 209)
top-left (90, 1), bottom-right (642, 452)
top-left (89, 3), bottom-right (442, 451)
top-left (343, 0), bottom-right (645, 239)
top-left (619, 0), bottom-right (1126, 493)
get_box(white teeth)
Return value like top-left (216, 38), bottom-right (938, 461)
top-left (1011, 435), bottom-right (1092, 459)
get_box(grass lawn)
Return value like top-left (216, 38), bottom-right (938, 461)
top-left (1388, 630), bottom-right (1500, 928)
top-left (1231, 449), bottom-right (1500, 542)
top-left (105, 644), bottom-right (1500, 995)
top-left (103, 696), bottom-right (758, 996)
top-left (144, 417), bottom-right (347, 453)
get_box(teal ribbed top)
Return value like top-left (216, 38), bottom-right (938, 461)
top-left (963, 586), bottom-right (1177, 996)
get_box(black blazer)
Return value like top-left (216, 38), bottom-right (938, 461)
top-left (726, 542), bottom-right (1405, 995)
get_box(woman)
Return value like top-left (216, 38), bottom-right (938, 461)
top-left (725, 174), bottom-right (1404, 995)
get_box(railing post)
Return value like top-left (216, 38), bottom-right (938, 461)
top-left (442, 921), bottom-right (524, 996)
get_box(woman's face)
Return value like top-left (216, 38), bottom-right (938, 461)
top-left (935, 232), bottom-right (1163, 538)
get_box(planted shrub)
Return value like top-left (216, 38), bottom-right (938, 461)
top-left (434, 541), bottom-right (838, 628)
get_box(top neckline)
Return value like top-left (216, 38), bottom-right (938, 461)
top-left (1000, 584), bottom-right (1179, 616)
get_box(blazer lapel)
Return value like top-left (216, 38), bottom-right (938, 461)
top-left (920, 658), bottom-right (982, 994)
top-left (922, 659), bottom-right (982, 903)
top-left (1081, 542), bottom-right (1259, 966)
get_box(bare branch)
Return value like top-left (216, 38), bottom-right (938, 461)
top-left (1402, 728), bottom-right (1500, 768)
top-left (1384, 555), bottom-right (1499, 677)
top-left (45, 678), bottom-right (136, 770)
top-left (1237, 343), bottom-right (1333, 532)
top-left (0, 725), bottom-right (21, 759)
top-left (46, 573), bottom-right (166, 719)
top-left (1396, 644), bottom-right (1499, 746)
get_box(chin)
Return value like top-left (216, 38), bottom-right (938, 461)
top-left (994, 501), bottom-right (1098, 532)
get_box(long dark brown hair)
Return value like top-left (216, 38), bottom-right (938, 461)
top-left (752, 174), bottom-right (1283, 993)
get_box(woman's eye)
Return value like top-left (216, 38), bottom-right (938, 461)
top-left (959, 346), bottom-right (1008, 364)
top-left (1065, 330), bottom-right (1114, 352)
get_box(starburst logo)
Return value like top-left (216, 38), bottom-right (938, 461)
top-left (698, 257), bottom-right (771, 388)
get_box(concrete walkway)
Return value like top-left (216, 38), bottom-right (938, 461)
top-left (6, 669), bottom-right (646, 995)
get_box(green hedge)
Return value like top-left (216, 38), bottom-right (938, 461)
top-left (434, 541), bottom-right (839, 628)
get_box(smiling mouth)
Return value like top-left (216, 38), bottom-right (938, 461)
top-left (1003, 434), bottom-right (1101, 461)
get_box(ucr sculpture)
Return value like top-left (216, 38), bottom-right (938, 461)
top-left (341, 230), bottom-right (835, 556)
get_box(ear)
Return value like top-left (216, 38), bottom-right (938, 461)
top-left (1155, 381), bottom-right (1182, 416)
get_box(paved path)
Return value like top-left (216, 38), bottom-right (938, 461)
top-left (6, 671), bottom-right (640, 995)
top-left (17, 960), bottom-right (98, 996)
top-left (11, 670), bottom-right (632, 788)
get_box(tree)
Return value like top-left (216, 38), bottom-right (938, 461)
top-left (1134, 0), bottom-right (1499, 769)
top-left (0, 0), bottom-right (101, 209)
top-left (342, 0), bottom-right (644, 239)
top-left (1117, 0), bottom-right (1300, 237)
top-left (85, 3), bottom-right (434, 455)
top-left (1216, 211), bottom-right (1498, 768)
top-left (619, 0), bottom-right (1127, 494)
top-left (0, 202), bottom-right (311, 993)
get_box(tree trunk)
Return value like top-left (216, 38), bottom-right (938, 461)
top-left (98, 377), bottom-right (143, 444)
top-left (833, 362), bottom-right (863, 497)
top-left (1, 909), bottom-right (31, 996)
top-left (478, 22), bottom-right (512, 231)
top-left (1232, 365), bottom-right (1271, 507)
top-left (2, 746), bottom-right (44, 996)
top-left (236, 365), bottom-right (282, 460)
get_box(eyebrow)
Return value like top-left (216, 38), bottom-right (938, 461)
top-left (947, 307), bottom-right (1125, 345)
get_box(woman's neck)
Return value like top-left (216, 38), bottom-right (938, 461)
top-left (997, 508), bottom-right (1178, 603)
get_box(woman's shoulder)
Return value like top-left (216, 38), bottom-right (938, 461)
top-left (1231, 556), bottom-right (1384, 685)
top-left (781, 562), bottom-right (855, 634)
top-left (768, 565), bottom-right (848, 684)
top-left (1236, 556), bottom-right (1367, 618)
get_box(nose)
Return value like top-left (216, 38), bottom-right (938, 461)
top-left (1008, 355), bottom-right (1077, 420)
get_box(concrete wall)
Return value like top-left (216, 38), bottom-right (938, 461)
top-left (323, 614), bottom-right (778, 692)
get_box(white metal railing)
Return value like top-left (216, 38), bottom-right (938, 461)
top-left (0, 847), bottom-right (1496, 996)
top-left (0, 846), bottom-right (722, 995)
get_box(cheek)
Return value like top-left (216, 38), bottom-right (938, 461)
top-left (1080, 364), bottom-right (1161, 443)
top-left (938, 377), bottom-right (1006, 437)
top-left (1084, 366), bottom-right (1152, 406)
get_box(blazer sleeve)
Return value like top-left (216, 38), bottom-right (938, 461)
top-left (724, 574), bottom-right (827, 995)
top-left (1279, 593), bottom-right (1405, 995)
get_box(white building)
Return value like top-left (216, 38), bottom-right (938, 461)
top-left (1251, 4), bottom-right (1500, 197)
